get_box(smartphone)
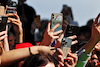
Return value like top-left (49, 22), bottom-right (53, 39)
top-left (0, 16), bottom-right (8, 31)
top-left (7, 7), bottom-right (17, 19)
top-left (6, 1), bottom-right (17, 14)
top-left (61, 37), bottom-right (72, 59)
top-left (6, 7), bottom-right (16, 14)
top-left (51, 13), bottom-right (63, 32)
top-left (6, 1), bottom-right (17, 19)
top-left (34, 15), bottom-right (41, 28)
top-left (65, 24), bottom-right (79, 37)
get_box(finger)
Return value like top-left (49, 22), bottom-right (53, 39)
top-left (7, 17), bottom-right (17, 23)
top-left (65, 57), bottom-right (74, 65)
top-left (52, 36), bottom-right (59, 39)
top-left (0, 31), bottom-right (6, 36)
top-left (0, 35), bottom-right (7, 41)
top-left (50, 24), bottom-right (60, 32)
top-left (93, 19), bottom-right (97, 25)
top-left (6, 13), bottom-right (14, 17)
top-left (63, 24), bottom-right (67, 28)
top-left (58, 61), bottom-right (64, 67)
top-left (71, 40), bottom-right (78, 45)
top-left (5, 25), bottom-right (8, 35)
top-left (7, 17), bottom-right (12, 23)
top-left (12, 21), bottom-right (20, 26)
top-left (58, 31), bottom-right (64, 41)
top-left (64, 20), bottom-right (69, 25)
top-left (96, 13), bottom-right (100, 24)
top-left (53, 30), bottom-right (63, 35)
top-left (4, 5), bottom-right (8, 15)
top-left (56, 48), bottom-right (63, 55)
top-left (58, 55), bottom-right (63, 62)
top-left (46, 21), bottom-right (51, 31)
top-left (64, 62), bottom-right (70, 67)
top-left (67, 35), bottom-right (77, 40)
top-left (68, 53), bottom-right (78, 63)
top-left (14, 13), bottom-right (20, 20)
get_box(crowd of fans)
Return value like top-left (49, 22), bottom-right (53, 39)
top-left (0, 0), bottom-right (100, 67)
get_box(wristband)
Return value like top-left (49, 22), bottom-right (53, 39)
top-left (29, 47), bottom-right (32, 55)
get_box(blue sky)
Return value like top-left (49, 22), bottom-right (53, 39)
top-left (12, 0), bottom-right (100, 26)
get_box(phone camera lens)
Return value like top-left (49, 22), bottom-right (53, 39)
top-left (53, 16), bottom-right (54, 18)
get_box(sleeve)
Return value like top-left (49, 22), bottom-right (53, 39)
top-left (75, 52), bottom-right (90, 67)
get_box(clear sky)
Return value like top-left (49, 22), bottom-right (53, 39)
top-left (12, 0), bottom-right (100, 27)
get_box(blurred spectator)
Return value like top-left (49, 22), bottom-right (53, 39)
top-left (8, 32), bottom-right (15, 50)
top-left (17, 0), bottom-right (36, 43)
top-left (86, 19), bottom-right (94, 30)
top-left (86, 41), bottom-right (100, 67)
top-left (39, 19), bottom-right (49, 41)
top-left (61, 4), bottom-right (78, 26)
top-left (78, 26), bottom-right (91, 42)
top-left (71, 26), bottom-right (91, 52)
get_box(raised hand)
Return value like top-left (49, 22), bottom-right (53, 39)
top-left (0, 31), bottom-right (7, 41)
top-left (64, 53), bottom-right (78, 67)
top-left (41, 21), bottom-right (63, 46)
top-left (6, 13), bottom-right (23, 43)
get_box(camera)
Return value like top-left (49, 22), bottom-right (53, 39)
top-left (0, 16), bottom-right (8, 31)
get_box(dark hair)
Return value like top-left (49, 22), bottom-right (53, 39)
top-left (0, 0), bottom-right (9, 8)
top-left (78, 26), bottom-right (91, 37)
top-left (22, 54), bottom-right (57, 67)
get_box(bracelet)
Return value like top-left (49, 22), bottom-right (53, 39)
top-left (29, 47), bottom-right (32, 55)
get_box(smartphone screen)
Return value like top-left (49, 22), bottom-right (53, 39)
top-left (51, 13), bottom-right (63, 32)
top-left (0, 16), bottom-right (8, 31)
top-left (6, 7), bottom-right (16, 14)
top-left (61, 37), bottom-right (72, 59)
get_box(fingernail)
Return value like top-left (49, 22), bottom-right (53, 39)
top-left (74, 35), bottom-right (77, 37)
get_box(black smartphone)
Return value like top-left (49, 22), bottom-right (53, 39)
top-left (61, 37), bottom-right (72, 59)
top-left (6, 1), bottom-right (17, 14)
top-left (0, 16), bottom-right (8, 31)
top-left (6, 1), bottom-right (17, 19)
top-left (51, 13), bottom-right (63, 32)
top-left (65, 24), bottom-right (79, 37)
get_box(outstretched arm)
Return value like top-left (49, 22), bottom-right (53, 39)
top-left (83, 14), bottom-right (100, 54)
top-left (0, 45), bottom-right (63, 67)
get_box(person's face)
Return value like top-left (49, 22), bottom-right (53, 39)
top-left (87, 49), bottom-right (100, 67)
top-left (8, 35), bottom-right (15, 49)
top-left (78, 35), bottom-right (86, 42)
top-left (38, 62), bottom-right (55, 67)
